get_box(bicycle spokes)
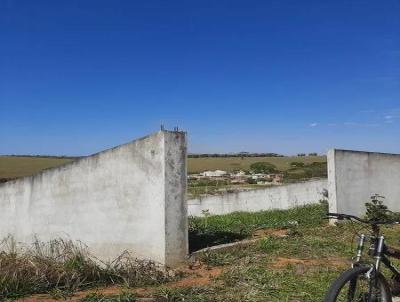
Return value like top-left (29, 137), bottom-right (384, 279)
top-left (336, 274), bottom-right (383, 302)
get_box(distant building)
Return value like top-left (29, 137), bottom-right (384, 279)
top-left (200, 170), bottom-right (228, 177)
top-left (233, 170), bottom-right (247, 177)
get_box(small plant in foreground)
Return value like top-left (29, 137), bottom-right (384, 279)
top-left (365, 194), bottom-right (392, 222)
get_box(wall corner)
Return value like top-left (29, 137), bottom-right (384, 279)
top-left (163, 131), bottom-right (188, 267)
top-left (327, 149), bottom-right (338, 223)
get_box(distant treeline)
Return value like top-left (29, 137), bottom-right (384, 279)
top-left (3, 155), bottom-right (83, 159)
top-left (188, 153), bottom-right (285, 158)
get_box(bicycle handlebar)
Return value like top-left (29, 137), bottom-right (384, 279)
top-left (326, 212), bottom-right (399, 225)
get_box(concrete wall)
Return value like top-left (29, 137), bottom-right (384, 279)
top-left (0, 130), bottom-right (188, 267)
top-left (328, 149), bottom-right (400, 216)
top-left (188, 179), bottom-right (327, 217)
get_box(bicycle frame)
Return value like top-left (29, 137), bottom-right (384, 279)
top-left (326, 212), bottom-right (400, 301)
top-left (352, 232), bottom-right (400, 280)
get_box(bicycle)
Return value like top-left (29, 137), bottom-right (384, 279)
top-left (324, 212), bottom-right (400, 302)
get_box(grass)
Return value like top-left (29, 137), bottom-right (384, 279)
top-left (0, 155), bottom-right (326, 180)
top-left (152, 258), bottom-right (345, 302)
top-left (172, 203), bottom-right (400, 302)
top-left (6, 202), bottom-right (400, 301)
top-left (0, 238), bottom-right (177, 300)
top-left (189, 203), bottom-right (327, 235)
top-left (182, 202), bottom-right (400, 302)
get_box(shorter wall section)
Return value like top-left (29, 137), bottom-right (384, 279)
top-left (187, 179), bottom-right (327, 217)
top-left (328, 149), bottom-right (400, 216)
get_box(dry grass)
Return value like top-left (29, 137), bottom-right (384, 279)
top-left (0, 156), bottom-right (326, 180)
top-left (0, 156), bottom-right (73, 179)
top-left (188, 155), bottom-right (326, 173)
top-left (0, 237), bottom-right (176, 300)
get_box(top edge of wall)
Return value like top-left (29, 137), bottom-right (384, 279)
top-left (328, 148), bottom-right (400, 157)
top-left (0, 129), bottom-right (186, 188)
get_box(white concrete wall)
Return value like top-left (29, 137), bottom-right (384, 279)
top-left (328, 149), bottom-right (400, 216)
top-left (0, 130), bottom-right (188, 267)
top-left (188, 179), bottom-right (327, 217)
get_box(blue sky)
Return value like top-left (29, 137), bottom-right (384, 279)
top-left (1, 0), bottom-right (399, 156)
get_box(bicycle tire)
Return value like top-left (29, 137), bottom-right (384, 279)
top-left (324, 266), bottom-right (392, 302)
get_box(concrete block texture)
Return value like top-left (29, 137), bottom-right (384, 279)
top-left (328, 149), bottom-right (400, 216)
top-left (0, 130), bottom-right (188, 267)
top-left (188, 179), bottom-right (327, 217)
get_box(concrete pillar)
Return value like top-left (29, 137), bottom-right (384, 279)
top-left (163, 131), bottom-right (188, 266)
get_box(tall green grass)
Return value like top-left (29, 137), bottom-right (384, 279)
top-left (189, 202), bottom-right (328, 236)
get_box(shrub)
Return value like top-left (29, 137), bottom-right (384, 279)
top-left (290, 162), bottom-right (305, 168)
top-left (365, 194), bottom-right (391, 222)
top-left (249, 162), bottom-right (277, 174)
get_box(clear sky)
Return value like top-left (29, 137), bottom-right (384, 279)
top-left (1, 0), bottom-right (399, 156)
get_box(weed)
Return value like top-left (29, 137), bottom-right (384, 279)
top-left (155, 286), bottom-right (217, 302)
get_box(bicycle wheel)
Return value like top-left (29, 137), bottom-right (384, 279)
top-left (325, 266), bottom-right (392, 302)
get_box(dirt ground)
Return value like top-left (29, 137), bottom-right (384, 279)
top-left (15, 265), bottom-right (223, 302)
top-left (14, 227), bottom-right (347, 301)
top-left (15, 256), bottom-right (349, 302)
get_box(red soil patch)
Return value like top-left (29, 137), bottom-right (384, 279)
top-left (269, 257), bottom-right (350, 270)
top-left (168, 266), bottom-right (222, 288)
top-left (252, 228), bottom-right (289, 238)
top-left (16, 286), bottom-right (125, 302)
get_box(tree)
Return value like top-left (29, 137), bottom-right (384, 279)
top-left (249, 162), bottom-right (277, 174)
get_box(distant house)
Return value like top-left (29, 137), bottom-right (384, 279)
top-left (251, 173), bottom-right (267, 180)
top-left (233, 170), bottom-right (247, 177)
top-left (230, 178), bottom-right (247, 184)
top-left (200, 170), bottom-right (228, 177)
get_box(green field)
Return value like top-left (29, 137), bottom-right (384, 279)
top-left (0, 155), bottom-right (326, 180)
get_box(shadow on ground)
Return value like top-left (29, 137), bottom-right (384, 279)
top-left (189, 231), bottom-right (247, 253)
